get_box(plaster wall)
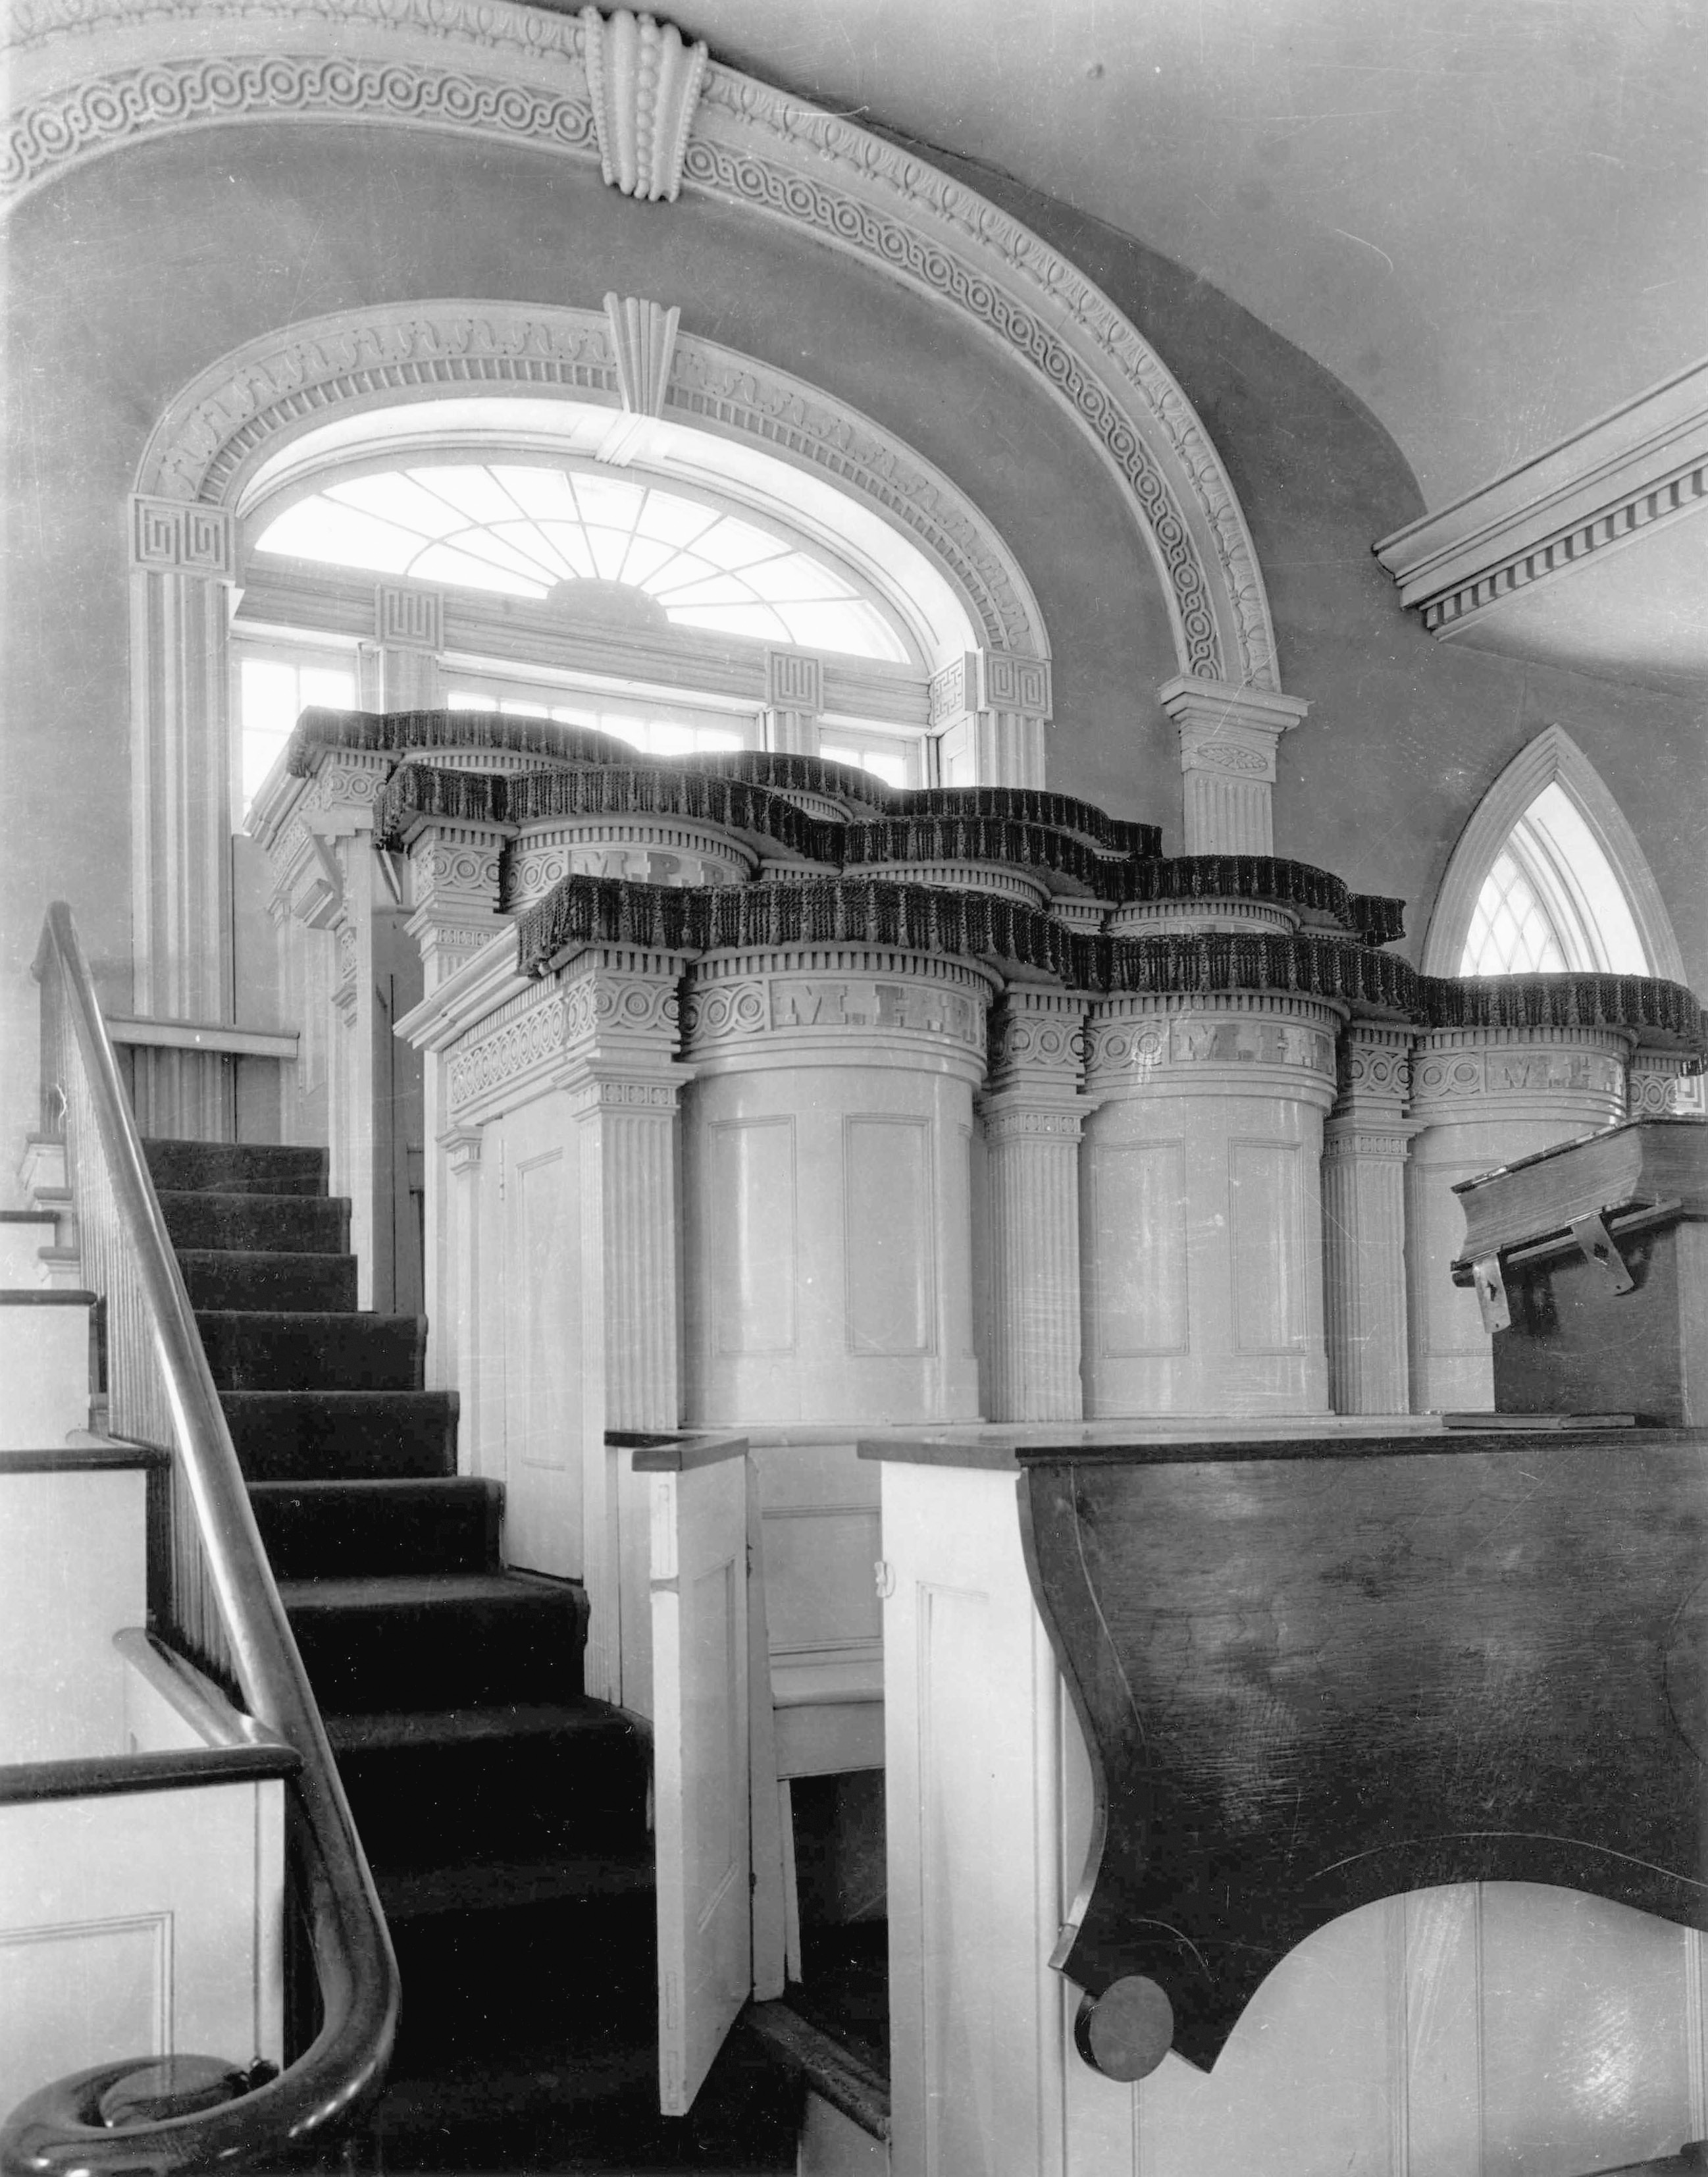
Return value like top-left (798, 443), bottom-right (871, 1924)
top-left (3, 113), bottom-right (1702, 1185)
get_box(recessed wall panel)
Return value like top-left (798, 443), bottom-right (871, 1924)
top-left (844, 1116), bottom-right (934, 1355)
top-left (1092, 1140), bottom-right (1188, 1357)
top-left (1229, 1138), bottom-right (1305, 1353)
top-left (712, 1117), bottom-right (797, 1355)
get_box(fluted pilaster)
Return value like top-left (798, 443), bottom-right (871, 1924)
top-left (1322, 1024), bottom-right (1418, 1415)
top-left (129, 502), bottom-right (236, 1137)
top-left (981, 989), bottom-right (1086, 1421)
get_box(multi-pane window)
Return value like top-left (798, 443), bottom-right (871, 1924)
top-left (256, 464), bottom-right (908, 662)
top-left (236, 648), bottom-right (356, 820)
top-left (444, 685), bottom-right (752, 760)
top-left (1461, 849), bottom-right (1568, 975)
top-left (1460, 783), bottom-right (1649, 978)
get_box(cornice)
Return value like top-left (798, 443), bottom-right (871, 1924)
top-left (1374, 357), bottom-right (1708, 636)
top-left (7, 0), bottom-right (1279, 689)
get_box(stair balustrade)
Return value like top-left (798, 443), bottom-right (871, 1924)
top-left (2, 903), bottom-right (398, 2177)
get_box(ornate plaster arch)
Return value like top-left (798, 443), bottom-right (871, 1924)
top-left (1422, 725), bottom-right (1686, 982)
top-left (136, 300), bottom-right (1048, 663)
top-left (9, 0), bottom-right (1281, 691)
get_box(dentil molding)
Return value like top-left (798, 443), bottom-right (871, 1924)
top-left (9, 0), bottom-right (1280, 689)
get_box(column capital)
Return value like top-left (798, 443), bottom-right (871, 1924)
top-left (1158, 674), bottom-right (1309, 856)
top-left (1156, 673), bottom-right (1309, 756)
top-left (985, 988), bottom-right (1085, 1101)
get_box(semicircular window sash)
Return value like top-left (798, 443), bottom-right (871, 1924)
top-left (1461, 781), bottom-right (1649, 976)
top-left (253, 463), bottom-right (908, 662)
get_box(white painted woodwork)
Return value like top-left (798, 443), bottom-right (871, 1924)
top-left (0, 1778), bottom-right (286, 2119)
top-left (482, 1095), bottom-right (591, 1581)
top-left (1405, 1026), bottom-right (1629, 1411)
top-left (1322, 1024), bottom-right (1419, 1415)
top-left (0, 1465), bottom-right (146, 1761)
top-left (0, 1298), bottom-right (91, 1448)
top-left (128, 517), bottom-right (235, 1141)
top-left (879, 1450), bottom-right (1708, 2177)
top-left (800, 2089), bottom-right (890, 2174)
top-left (681, 951), bottom-right (988, 1428)
top-left (1157, 675), bottom-right (1309, 858)
top-left (650, 1449), bottom-right (752, 2116)
top-left (1080, 995), bottom-right (1341, 1416)
top-left (0, 1213), bottom-right (60, 1284)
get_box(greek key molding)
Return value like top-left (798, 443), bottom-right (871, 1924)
top-left (765, 647), bottom-right (823, 714)
top-left (928, 648), bottom-right (1054, 724)
top-left (1321, 1125), bottom-right (1416, 1163)
top-left (375, 581), bottom-right (442, 649)
top-left (130, 494), bottom-right (232, 577)
top-left (18, 1), bottom-right (1276, 685)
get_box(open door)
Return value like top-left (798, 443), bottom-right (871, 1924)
top-left (637, 1432), bottom-right (753, 2114)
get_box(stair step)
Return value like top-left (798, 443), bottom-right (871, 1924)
top-left (176, 1248), bottom-right (357, 1313)
top-left (280, 1570), bottom-right (588, 1708)
top-left (220, 1390), bottom-right (457, 1481)
top-left (373, 1847), bottom-right (655, 1922)
top-left (143, 1138), bottom-right (329, 1197)
top-left (249, 1477), bottom-right (499, 1578)
top-left (327, 1700), bottom-right (649, 1866)
top-left (159, 1190), bottom-right (349, 1256)
top-left (195, 1309), bottom-right (425, 1392)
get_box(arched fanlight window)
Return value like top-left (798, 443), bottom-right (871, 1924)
top-left (254, 462), bottom-right (908, 662)
top-left (1427, 727), bottom-right (1685, 985)
top-left (1460, 781), bottom-right (1649, 976)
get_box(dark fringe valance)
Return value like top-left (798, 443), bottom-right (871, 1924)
top-left (1418, 971), bottom-right (1707, 1047)
top-left (287, 706), bottom-right (642, 776)
top-left (903, 787), bottom-right (1161, 858)
top-left (1349, 893), bottom-right (1407, 947)
top-left (509, 873), bottom-right (1708, 1050)
top-left (514, 874), bottom-right (1082, 985)
top-left (503, 765), bottom-right (830, 862)
top-left (1104, 931), bottom-right (1419, 1013)
top-left (375, 762), bottom-right (506, 841)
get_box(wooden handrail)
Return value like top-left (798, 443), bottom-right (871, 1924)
top-left (3, 903), bottom-right (398, 2177)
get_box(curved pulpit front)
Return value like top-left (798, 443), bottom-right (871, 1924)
top-left (1019, 1423), bottom-right (1708, 2074)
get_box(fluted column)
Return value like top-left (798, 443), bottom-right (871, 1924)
top-left (1406, 1025), bottom-right (1630, 1413)
top-left (981, 991), bottom-right (1086, 1421)
top-left (1322, 1024), bottom-right (1419, 1414)
top-left (128, 496), bottom-right (236, 1137)
top-left (1158, 673), bottom-right (1309, 855)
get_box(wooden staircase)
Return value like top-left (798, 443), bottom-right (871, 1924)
top-left (143, 1137), bottom-right (797, 2173)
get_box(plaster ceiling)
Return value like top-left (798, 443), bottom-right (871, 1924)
top-left (658, 0), bottom-right (1707, 512)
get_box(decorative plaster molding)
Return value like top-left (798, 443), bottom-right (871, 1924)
top-left (1407, 1027), bottom-right (1629, 1116)
top-left (1376, 358), bottom-right (1708, 637)
top-left (14, 0), bottom-right (1277, 687)
top-left (375, 582), bottom-right (442, 650)
top-left (599, 290), bottom-right (681, 463)
top-left (929, 648), bottom-right (1053, 726)
top-left (579, 7), bottom-right (705, 202)
top-left (765, 648), bottom-right (823, 716)
top-left (130, 494), bottom-right (232, 577)
top-left (134, 303), bottom-right (1044, 660)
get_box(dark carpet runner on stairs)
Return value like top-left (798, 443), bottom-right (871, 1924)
top-left (143, 1138), bottom-right (797, 2175)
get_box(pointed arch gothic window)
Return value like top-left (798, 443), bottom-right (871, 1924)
top-left (1426, 727), bottom-right (1686, 985)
